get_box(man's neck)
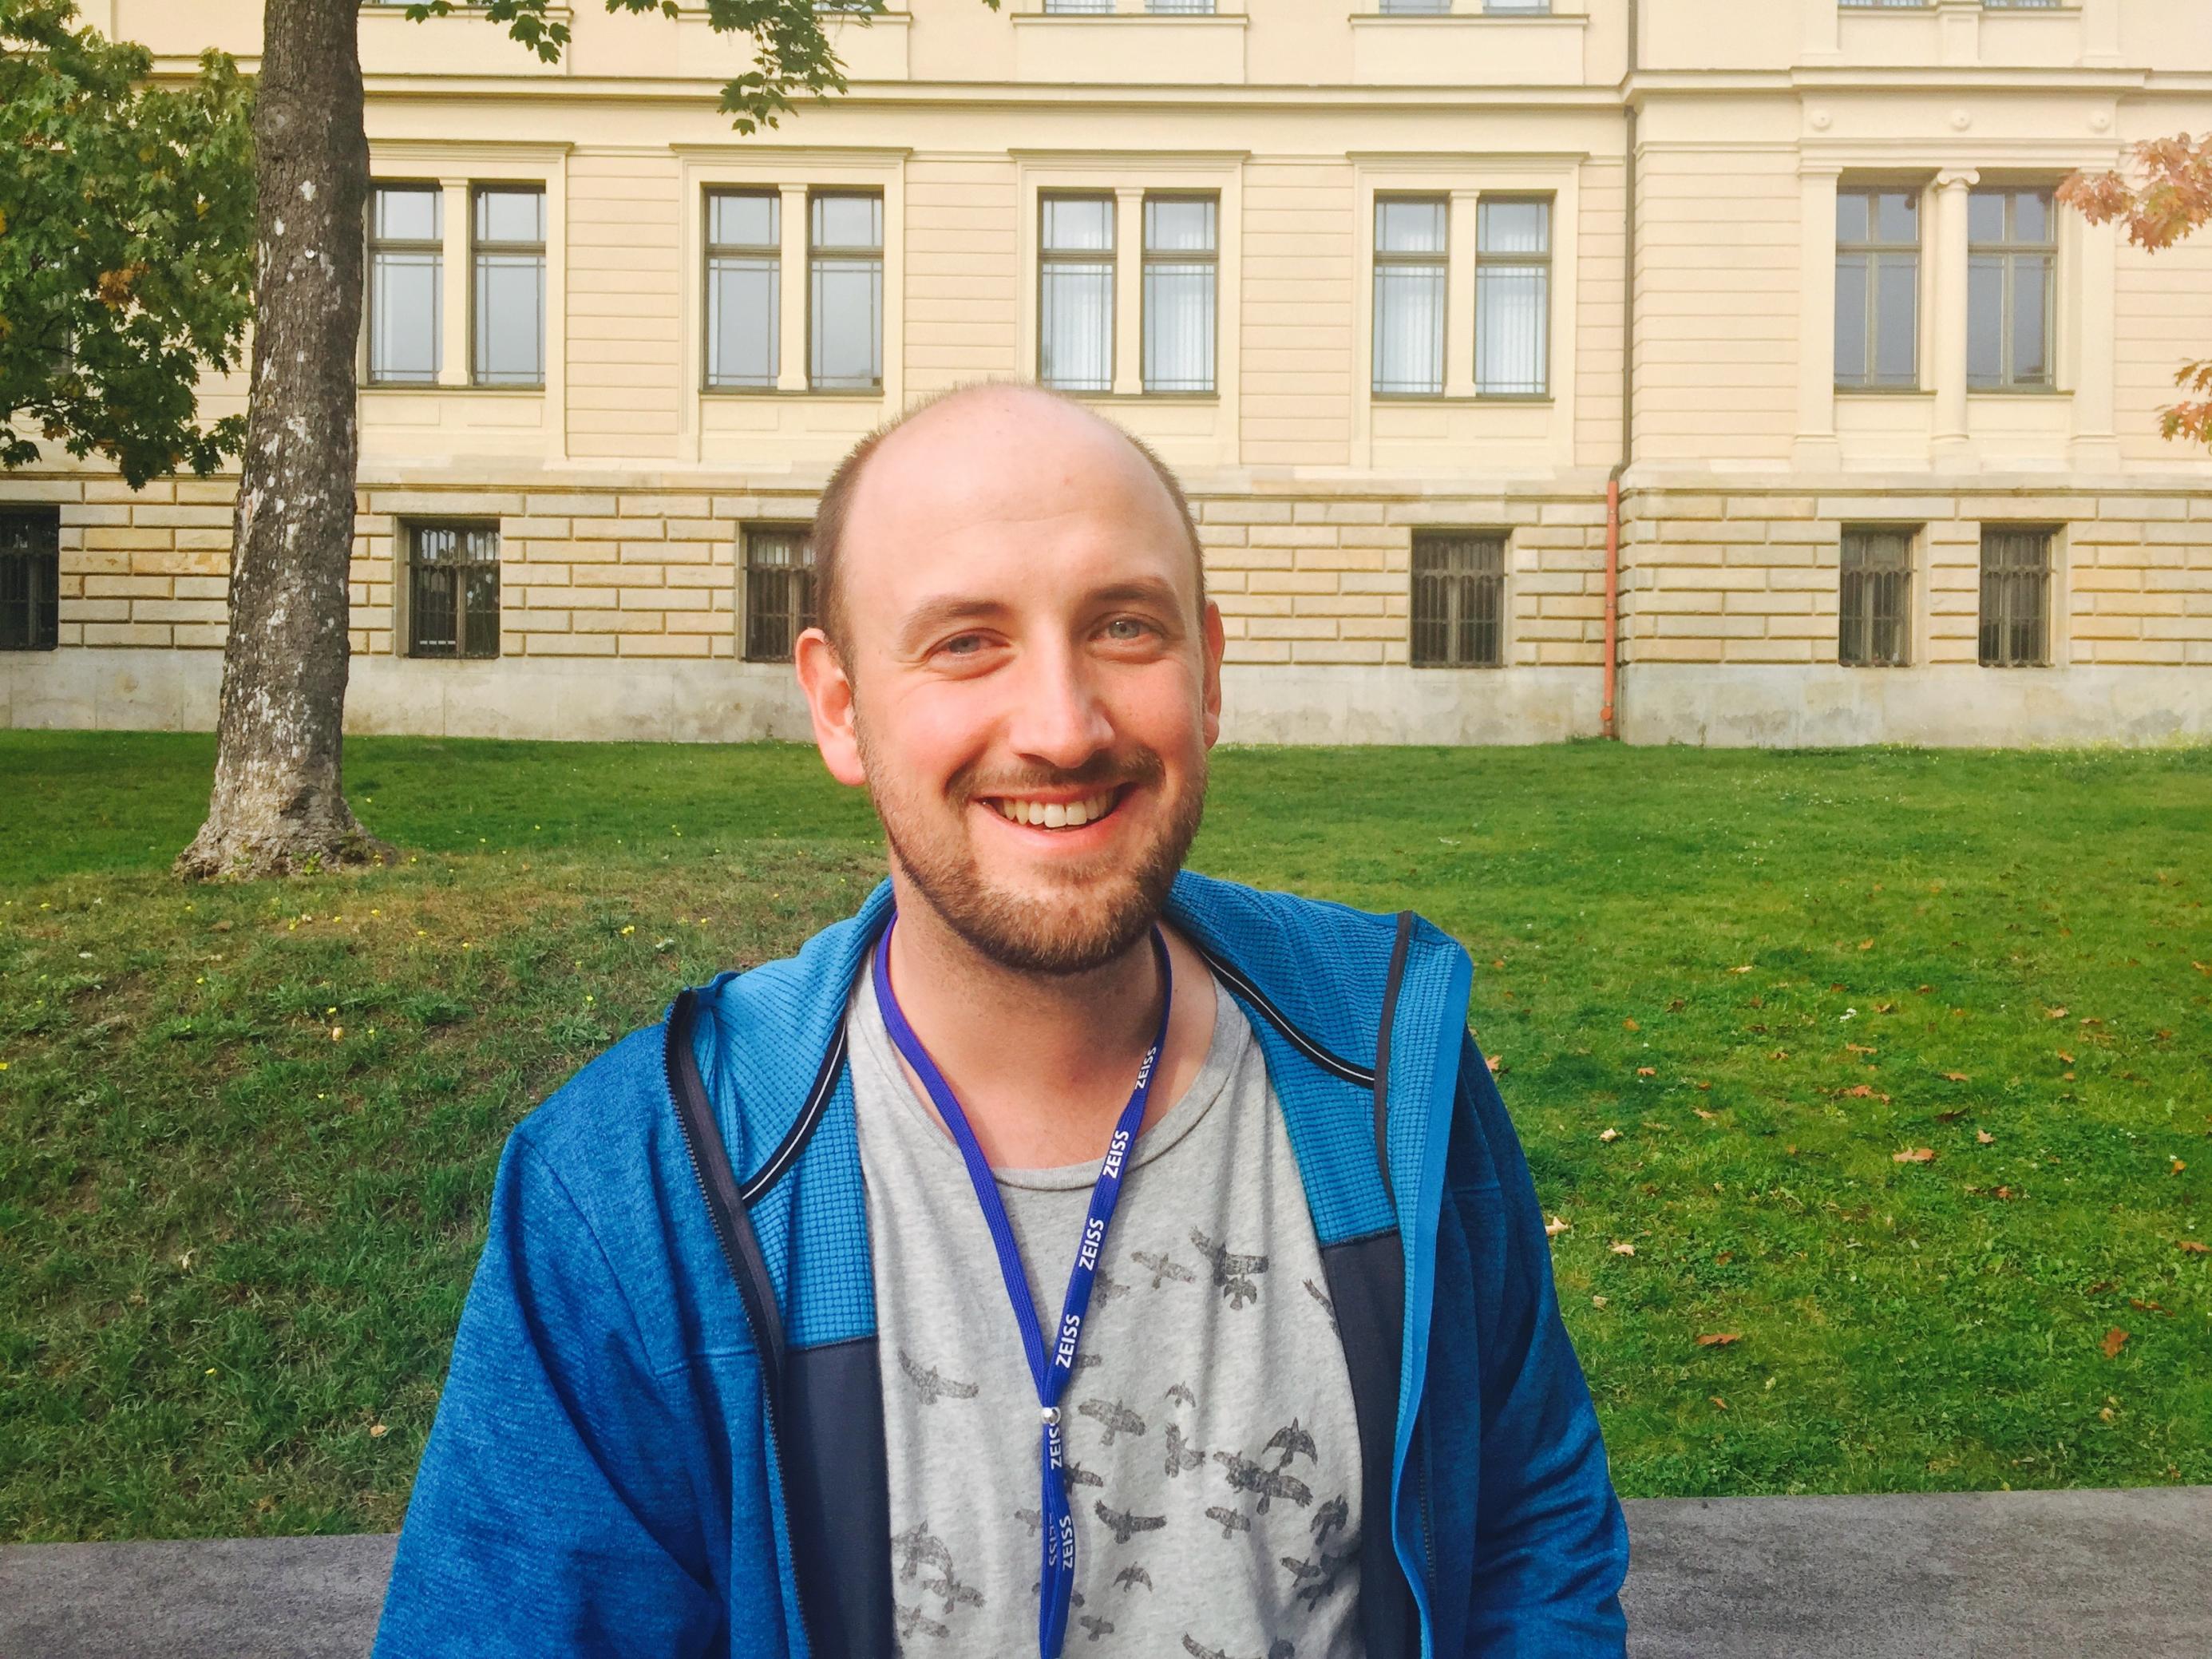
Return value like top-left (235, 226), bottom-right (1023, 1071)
top-left (882, 887), bottom-right (1214, 1170)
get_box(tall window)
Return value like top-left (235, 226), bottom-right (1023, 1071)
top-left (706, 191), bottom-right (780, 390)
top-left (744, 526), bottom-right (816, 662)
top-left (472, 187), bottom-right (546, 387)
top-left (367, 184), bottom-right (442, 385)
top-left (1835, 188), bottom-right (1920, 390)
top-left (1411, 532), bottom-right (1506, 668)
top-left (1475, 197), bottom-right (1550, 396)
top-left (1839, 529), bottom-right (1913, 667)
top-left (407, 525), bottom-right (501, 659)
top-left (1968, 187), bottom-right (2056, 391)
top-left (1142, 196), bottom-right (1216, 394)
top-left (1979, 528), bottom-right (2052, 667)
top-left (809, 192), bottom-right (884, 390)
top-left (0, 510), bottom-right (60, 652)
top-left (1040, 196), bottom-right (1114, 393)
top-left (1373, 198), bottom-right (1448, 397)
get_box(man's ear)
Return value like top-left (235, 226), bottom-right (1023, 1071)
top-left (794, 626), bottom-right (866, 787)
top-left (1201, 598), bottom-right (1225, 750)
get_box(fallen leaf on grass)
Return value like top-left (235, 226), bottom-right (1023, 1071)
top-left (1977, 1130), bottom-right (1996, 1145)
top-left (2046, 1007), bottom-right (2069, 1020)
top-left (2057, 1051), bottom-right (2075, 1065)
top-left (1715, 1250), bottom-right (1734, 1264)
top-left (1994, 1186), bottom-right (2014, 1200)
top-left (1846, 1043), bottom-right (1877, 1055)
top-left (2101, 1328), bottom-right (2129, 1359)
top-left (1491, 959), bottom-right (1506, 970)
top-left (1599, 1127), bottom-right (1620, 1142)
top-left (1486, 1055), bottom-right (1502, 1075)
top-left (1943, 1071), bottom-right (1970, 1083)
top-left (1695, 1332), bottom-right (1742, 1348)
top-left (1622, 1018), bottom-right (1640, 1031)
top-left (1858, 940), bottom-right (1874, 952)
top-left (1728, 965), bottom-right (1753, 974)
top-left (2192, 962), bottom-right (2210, 976)
top-left (1694, 1107), bottom-right (1717, 1121)
top-left (370, 1423), bottom-right (390, 1439)
top-left (2173, 1158), bottom-right (2188, 1175)
top-left (1710, 1396), bottom-right (1728, 1411)
top-left (2178, 1241), bottom-right (2210, 1256)
top-left (1609, 1241), bottom-right (1636, 1257)
top-left (2128, 1298), bottom-right (2169, 1317)
top-left (1893, 1147), bottom-right (1937, 1164)
top-left (1544, 1214), bottom-right (1572, 1237)
top-left (1636, 1066), bottom-right (1656, 1077)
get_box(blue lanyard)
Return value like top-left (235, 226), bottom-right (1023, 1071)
top-left (870, 914), bottom-right (1173, 1659)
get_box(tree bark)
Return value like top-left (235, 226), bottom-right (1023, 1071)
top-left (176, 0), bottom-right (390, 880)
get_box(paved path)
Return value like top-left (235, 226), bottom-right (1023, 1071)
top-left (2, 1487), bottom-right (2206, 1658)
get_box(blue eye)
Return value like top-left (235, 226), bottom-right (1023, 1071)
top-left (1104, 617), bottom-right (1153, 642)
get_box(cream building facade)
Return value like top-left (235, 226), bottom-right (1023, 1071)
top-left (2, 0), bottom-right (2210, 745)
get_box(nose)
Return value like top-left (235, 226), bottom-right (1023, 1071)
top-left (1004, 637), bottom-right (1114, 772)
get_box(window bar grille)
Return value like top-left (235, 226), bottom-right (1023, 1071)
top-left (1978, 529), bottom-right (2051, 667)
top-left (1411, 533), bottom-right (1506, 667)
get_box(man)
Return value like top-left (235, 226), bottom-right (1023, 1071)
top-left (374, 383), bottom-right (1628, 1658)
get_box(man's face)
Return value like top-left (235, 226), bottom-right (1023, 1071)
top-left (796, 390), bottom-right (1225, 976)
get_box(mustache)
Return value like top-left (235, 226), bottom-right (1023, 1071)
top-left (950, 750), bottom-right (1165, 804)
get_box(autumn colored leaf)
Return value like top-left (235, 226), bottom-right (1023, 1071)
top-left (1486, 1055), bottom-right (1502, 1075)
top-left (1636, 1067), bottom-right (1656, 1077)
top-left (2177, 1241), bottom-right (2209, 1255)
top-left (1858, 940), bottom-right (1874, 952)
top-left (1599, 1127), bottom-right (1620, 1142)
top-left (1544, 1214), bottom-right (1572, 1237)
top-left (1695, 1332), bottom-right (1742, 1348)
top-left (2173, 1158), bottom-right (2188, 1175)
top-left (1977, 1130), bottom-right (1996, 1145)
top-left (2101, 1327), bottom-right (2129, 1360)
top-left (2046, 1007), bottom-right (2069, 1020)
top-left (1622, 1018), bottom-right (1639, 1031)
top-left (1694, 1107), bottom-right (1717, 1121)
top-left (1714, 1250), bottom-right (1734, 1264)
top-left (1893, 1146), bottom-right (1937, 1164)
top-left (1709, 1396), bottom-right (1728, 1411)
top-left (2057, 1051), bottom-right (2075, 1065)
top-left (1609, 1241), bottom-right (1636, 1256)
top-left (2129, 1298), bottom-right (2169, 1317)
top-left (2191, 961), bottom-right (2210, 976)
top-left (1943, 1071), bottom-right (1970, 1083)
top-left (1846, 1043), bottom-right (1877, 1055)
top-left (1728, 964), bottom-right (1753, 974)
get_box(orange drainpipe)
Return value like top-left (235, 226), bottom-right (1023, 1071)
top-left (1603, 469), bottom-right (1621, 738)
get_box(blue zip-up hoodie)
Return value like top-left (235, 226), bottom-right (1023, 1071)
top-left (374, 872), bottom-right (1628, 1657)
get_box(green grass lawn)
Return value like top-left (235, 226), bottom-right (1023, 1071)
top-left (2, 731), bottom-right (2208, 1542)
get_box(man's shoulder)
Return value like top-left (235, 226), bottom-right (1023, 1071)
top-left (507, 1021), bottom-right (675, 1191)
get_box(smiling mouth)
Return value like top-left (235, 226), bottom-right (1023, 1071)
top-left (983, 788), bottom-right (1122, 830)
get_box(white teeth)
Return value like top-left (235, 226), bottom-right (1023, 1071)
top-left (990, 790), bottom-right (1115, 828)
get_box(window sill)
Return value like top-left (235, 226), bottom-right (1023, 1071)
top-left (1967, 386), bottom-right (2068, 398)
top-left (1373, 392), bottom-right (1555, 405)
top-left (701, 386), bottom-right (885, 399)
top-left (1349, 11), bottom-right (1583, 26)
top-left (1835, 385), bottom-right (1933, 398)
top-left (1411, 661), bottom-right (1509, 671)
top-left (361, 382), bottom-right (544, 396)
top-left (1015, 12), bottom-right (1248, 25)
top-left (1071, 391), bottom-right (1221, 403)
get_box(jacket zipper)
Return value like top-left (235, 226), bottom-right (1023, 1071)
top-left (665, 993), bottom-right (815, 1658)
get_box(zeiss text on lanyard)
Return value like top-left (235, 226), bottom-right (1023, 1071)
top-left (870, 915), bottom-right (1173, 1659)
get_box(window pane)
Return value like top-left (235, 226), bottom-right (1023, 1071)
top-left (1485, 0), bottom-right (1551, 11)
top-left (708, 191), bottom-right (778, 249)
top-left (1043, 0), bottom-right (1114, 10)
top-left (1146, 0), bottom-right (1216, 12)
top-left (811, 257), bottom-right (883, 388)
top-left (2009, 255), bottom-right (2052, 386)
top-left (0, 513), bottom-right (60, 653)
top-left (1411, 533), bottom-right (1506, 668)
top-left (1476, 264), bottom-right (1548, 395)
top-left (1835, 190), bottom-right (1870, 244)
top-left (812, 193), bottom-right (882, 251)
top-left (1874, 191), bottom-right (1918, 246)
top-left (370, 251), bottom-right (441, 384)
top-left (1374, 263), bottom-right (1446, 395)
top-left (745, 529), bottom-right (815, 663)
top-left (1143, 263), bottom-right (1214, 393)
top-left (1834, 251), bottom-right (1870, 384)
top-left (1146, 198), bottom-right (1215, 254)
top-left (707, 256), bottom-right (778, 387)
top-left (1042, 263), bottom-right (1114, 392)
top-left (1044, 196), bottom-right (1114, 253)
top-left (374, 185), bottom-right (440, 244)
top-left (1379, 0), bottom-right (1450, 12)
top-left (2012, 188), bottom-right (2052, 244)
top-left (1478, 199), bottom-right (1549, 256)
top-left (1968, 190), bottom-right (2005, 244)
top-left (1874, 253), bottom-right (1918, 385)
top-left (1966, 254), bottom-right (2004, 386)
top-left (474, 188), bottom-right (544, 247)
top-left (473, 252), bottom-right (545, 384)
top-left (1377, 198), bottom-right (1446, 255)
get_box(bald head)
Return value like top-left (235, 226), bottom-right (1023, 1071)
top-left (809, 382), bottom-right (1204, 658)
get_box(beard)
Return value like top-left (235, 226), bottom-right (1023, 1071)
top-left (857, 726), bottom-right (1206, 977)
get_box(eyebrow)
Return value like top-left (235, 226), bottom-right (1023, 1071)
top-left (892, 577), bottom-right (1189, 655)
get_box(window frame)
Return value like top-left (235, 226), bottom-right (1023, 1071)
top-left (0, 509), bottom-right (61, 653)
top-left (1838, 526), bottom-right (1916, 667)
top-left (1978, 525), bottom-right (2056, 668)
top-left (1834, 185), bottom-right (1924, 393)
top-left (469, 184), bottom-right (548, 390)
top-left (366, 181), bottom-right (445, 388)
top-left (1967, 185), bottom-right (2059, 394)
top-left (1038, 192), bottom-right (1118, 394)
top-left (1371, 194), bottom-right (1450, 400)
top-left (404, 521), bottom-right (502, 661)
top-left (1139, 192), bottom-right (1219, 397)
top-left (703, 187), bottom-right (782, 392)
top-left (806, 188), bottom-right (886, 394)
top-left (1473, 195), bottom-right (1553, 399)
top-left (742, 523), bottom-right (818, 663)
top-left (1410, 529), bottom-right (1509, 669)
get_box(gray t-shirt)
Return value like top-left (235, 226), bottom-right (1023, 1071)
top-left (849, 966), bottom-right (1366, 1658)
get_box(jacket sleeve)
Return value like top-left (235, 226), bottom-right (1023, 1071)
top-left (373, 1132), bottom-right (725, 1658)
top-left (1454, 1033), bottom-right (1630, 1657)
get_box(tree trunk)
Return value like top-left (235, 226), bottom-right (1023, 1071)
top-left (176, 0), bottom-right (390, 880)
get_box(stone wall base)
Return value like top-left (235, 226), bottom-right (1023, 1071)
top-left (6, 649), bottom-right (2206, 747)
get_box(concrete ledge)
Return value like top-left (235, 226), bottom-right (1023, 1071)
top-left (1, 1487), bottom-right (2205, 1658)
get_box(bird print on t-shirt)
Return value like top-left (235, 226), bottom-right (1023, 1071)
top-left (897, 1350), bottom-right (979, 1406)
top-left (1189, 1228), bottom-right (1269, 1309)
